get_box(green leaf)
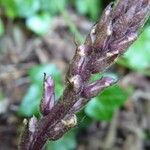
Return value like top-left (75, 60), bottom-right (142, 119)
top-left (75, 0), bottom-right (89, 15)
top-left (0, 0), bottom-right (40, 18)
top-left (26, 12), bottom-right (52, 35)
top-left (41, 0), bottom-right (67, 15)
top-left (0, 18), bottom-right (4, 36)
top-left (75, 0), bottom-right (102, 20)
top-left (76, 110), bottom-right (92, 129)
top-left (90, 73), bottom-right (102, 82)
top-left (0, 0), bottom-right (18, 18)
top-left (90, 73), bottom-right (118, 82)
top-left (18, 64), bottom-right (63, 117)
top-left (0, 90), bottom-right (4, 101)
top-left (47, 131), bottom-right (77, 150)
top-left (118, 26), bottom-right (150, 71)
top-left (86, 0), bottom-right (102, 20)
top-left (85, 84), bottom-right (129, 121)
top-left (18, 84), bottom-right (42, 116)
top-left (85, 98), bottom-right (114, 120)
top-left (15, 0), bottom-right (40, 18)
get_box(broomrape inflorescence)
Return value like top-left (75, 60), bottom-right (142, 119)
top-left (19, 0), bottom-right (150, 149)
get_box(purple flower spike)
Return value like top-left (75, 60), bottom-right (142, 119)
top-left (19, 1), bottom-right (150, 149)
top-left (40, 73), bottom-right (55, 116)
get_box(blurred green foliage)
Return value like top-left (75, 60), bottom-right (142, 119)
top-left (75, 0), bottom-right (102, 20)
top-left (0, 18), bottom-right (4, 36)
top-left (0, 0), bottom-right (67, 35)
top-left (26, 12), bottom-right (52, 35)
top-left (0, 0), bottom-right (41, 21)
top-left (118, 26), bottom-right (150, 74)
top-left (47, 131), bottom-right (77, 150)
top-left (0, 90), bottom-right (4, 100)
top-left (0, 0), bottom-right (102, 35)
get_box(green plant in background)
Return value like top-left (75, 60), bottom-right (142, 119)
top-left (0, 0), bottom-right (68, 35)
top-left (75, 0), bottom-right (102, 21)
top-left (0, 18), bottom-right (4, 36)
top-left (0, 90), bottom-right (4, 100)
top-left (26, 12), bottom-right (52, 35)
top-left (118, 26), bottom-right (150, 74)
top-left (1, 0), bottom-right (35, 17)
top-left (46, 131), bottom-right (77, 150)
top-left (0, 0), bottom-right (103, 35)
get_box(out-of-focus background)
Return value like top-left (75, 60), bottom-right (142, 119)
top-left (0, 0), bottom-right (150, 150)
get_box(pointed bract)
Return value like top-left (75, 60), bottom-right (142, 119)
top-left (40, 74), bottom-right (55, 116)
top-left (82, 77), bottom-right (115, 99)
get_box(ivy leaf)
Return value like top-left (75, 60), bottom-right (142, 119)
top-left (85, 85), bottom-right (129, 121)
top-left (41, 0), bottom-right (67, 14)
top-left (118, 27), bottom-right (150, 72)
top-left (0, 19), bottom-right (4, 36)
top-left (46, 131), bottom-right (77, 150)
top-left (18, 84), bottom-right (41, 117)
top-left (0, 0), bottom-right (40, 18)
top-left (75, 0), bottom-right (89, 15)
top-left (75, 0), bottom-right (102, 20)
top-left (15, 0), bottom-right (40, 18)
top-left (26, 12), bottom-right (52, 35)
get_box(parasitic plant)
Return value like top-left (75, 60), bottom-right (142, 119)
top-left (19, 0), bottom-right (150, 149)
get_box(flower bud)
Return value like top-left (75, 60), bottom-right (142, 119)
top-left (93, 4), bottom-right (113, 51)
top-left (109, 32), bottom-right (138, 54)
top-left (29, 116), bottom-right (37, 133)
top-left (40, 74), bottom-right (55, 116)
top-left (48, 114), bottom-right (77, 140)
top-left (82, 77), bottom-right (115, 99)
top-left (67, 45), bottom-right (91, 81)
top-left (69, 98), bottom-right (85, 113)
